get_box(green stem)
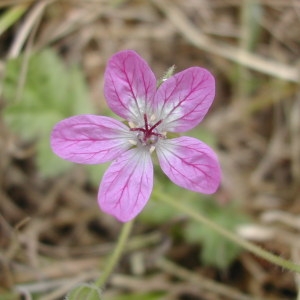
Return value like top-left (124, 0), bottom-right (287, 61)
top-left (95, 220), bottom-right (134, 288)
top-left (153, 190), bottom-right (300, 273)
top-left (0, 4), bottom-right (29, 36)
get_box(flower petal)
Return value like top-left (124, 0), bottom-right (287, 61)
top-left (104, 50), bottom-right (157, 123)
top-left (51, 115), bottom-right (133, 164)
top-left (154, 67), bottom-right (215, 132)
top-left (156, 136), bottom-right (221, 194)
top-left (98, 148), bottom-right (153, 222)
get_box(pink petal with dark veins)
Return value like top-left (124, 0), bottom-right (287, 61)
top-left (156, 136), bottom-right (221, 194)
top-left (104, 50), bottom-right (157, 123)
top-left (98, 148), bottom-right (153, 222)
top-left (51, 115), bottom-right (133, 164)
top-left (154, 67), bottom-right (215, 132)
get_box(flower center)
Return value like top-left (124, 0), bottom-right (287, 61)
top-left (130, 114), bottom-right (165, 146)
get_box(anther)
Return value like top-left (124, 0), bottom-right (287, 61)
top-left (128, 121), bottom-right (136, 129)
top-left (150, 114), bottom-right (156, 122)
top-left (149, 145), bottom-right (156, 153)
top-left (129, 140), bottom-right (137, 145)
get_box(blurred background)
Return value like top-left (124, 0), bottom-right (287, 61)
top-left (1, 0), bottom-right (300, 299)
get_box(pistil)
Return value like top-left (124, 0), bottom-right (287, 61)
top-left (130, 114), bottom-right (165, 145)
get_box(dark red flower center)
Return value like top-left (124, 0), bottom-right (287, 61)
top-left (130, 114), bottom-right (164, 145)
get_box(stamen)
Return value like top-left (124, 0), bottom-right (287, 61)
top-left (128, 121), bottom-right (136, 129)
top-left (129, 139), bottom-right (137, 145)
top-left (149, 145), bottom-right (155, 153)
top-left (128, 114), bottom-right (165, 147)
top-left (150, 114), bottom-right (156, 122)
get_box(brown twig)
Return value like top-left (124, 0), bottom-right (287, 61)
top-left (151, 0), bottom-right (300, 82)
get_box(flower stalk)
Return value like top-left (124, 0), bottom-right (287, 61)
top-left (95, 220), bottom-right (134, 288)
top-left (154, 190), bottom-right (300, 273)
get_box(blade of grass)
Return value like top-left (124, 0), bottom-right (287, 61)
top-left (236, 0), bottom-right (262, 100)
top-left (0, 3), bottom-right (29, 36)
top-left (8, 0), bottom-right (53, 58)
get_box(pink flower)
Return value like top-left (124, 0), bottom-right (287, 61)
top-left (51, 50), bottom-right (221, 222)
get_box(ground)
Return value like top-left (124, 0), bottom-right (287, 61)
top-left (1, 0), bottom-right (300, 299)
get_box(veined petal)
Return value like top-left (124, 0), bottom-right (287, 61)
top-left (154, 67), bottom-right (215, 132)
top-left (98, 148), bottom-right (153, 222)
top-left (156, 137), bottom-right (221, 194)
top-left (104, 50), bottom-right (156, 123)
top-left (51, 115), bottom-right (134, 164)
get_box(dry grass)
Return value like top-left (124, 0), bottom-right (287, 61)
top-left (1, 0), bottom-right (300, 299)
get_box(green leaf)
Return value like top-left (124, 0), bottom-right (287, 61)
top-left (68, 65), bottom-right (93, 115)
top-left (108, 292), bottom-right (165, 300)
top-left (36, 138), bottom-right (71, 177)
top-left (66, 284), bottom-right (102, 300)
top-left (184, 199), bottom-right (249, 270)
top-left (189, 126), bottom-right (217, 148)
top-left (85, 163), bottom-right (110, 187)
top-left (2, 49), bottom-right (93, 177)
top-left (4, 105), bottom-right (63, 140)
top-left (139, 176), bottom-right (185, 225)
top-left (139, 198), bottom-right (177, 225)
